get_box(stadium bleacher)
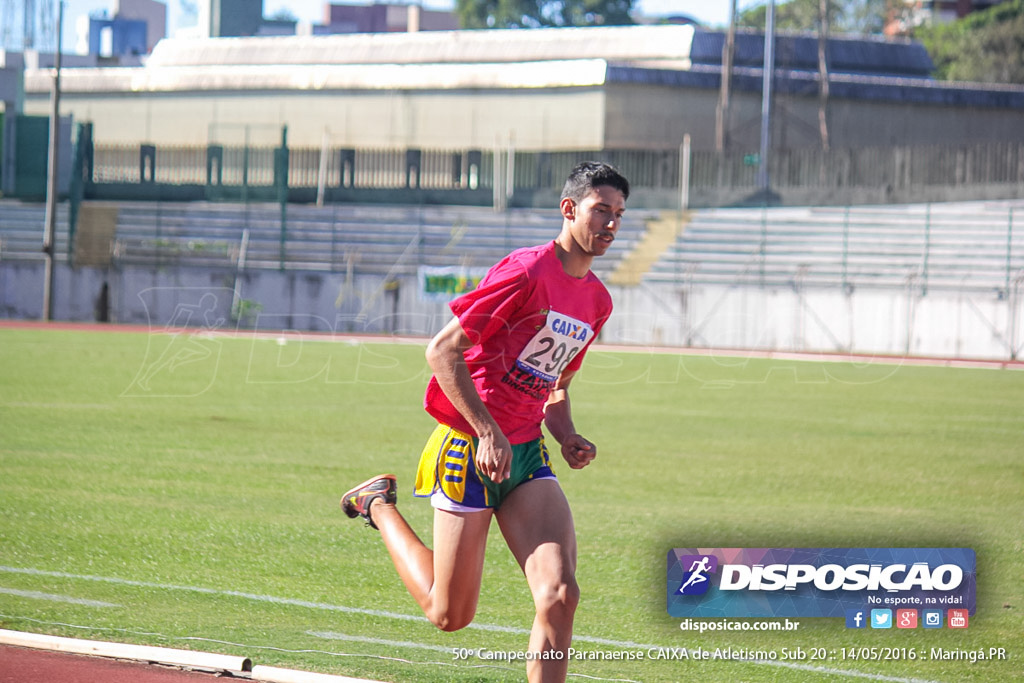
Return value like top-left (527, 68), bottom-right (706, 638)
top-left (0, 203), bottom-right (71, 260)
top-left (0, 200), bottom-right (646, 277)
top-left (4, 199), bottom-right (1021, 295)
top-left (645, 201), bottom-right (1024, 294)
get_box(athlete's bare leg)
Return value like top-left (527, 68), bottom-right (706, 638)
top-left (495, 478), bottom-right (579, 683)
top-left (370, 500), bottom-right (493, 632)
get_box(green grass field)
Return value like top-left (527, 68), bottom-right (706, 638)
top-left (1, 325), bottom-right (1022, 682)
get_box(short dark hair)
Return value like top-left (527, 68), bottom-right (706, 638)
top-left (560, 161), bottom-right (630, 203)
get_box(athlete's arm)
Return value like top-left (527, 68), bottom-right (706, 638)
top-left (544, 370), bottom-right (596, 470)
top-left (426, 316), bottom-right (513, 483)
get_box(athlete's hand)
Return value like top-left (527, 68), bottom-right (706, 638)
top-left (476, 431), bottom-right (513, 483)
top-left (561, 433), bottom-right (596, 469)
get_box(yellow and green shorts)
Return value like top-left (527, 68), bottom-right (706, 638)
top-left (414, 424), bottom-right (556, 512)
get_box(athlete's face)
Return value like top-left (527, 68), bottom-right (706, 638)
top-left (561, 184), bottom-right (627, 257)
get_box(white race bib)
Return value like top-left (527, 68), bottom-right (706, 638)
top-left (515, 310), bottom-right (593, 383)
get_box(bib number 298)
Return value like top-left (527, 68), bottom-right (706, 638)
top-left (523, 337), bottom-right (581, 377)
top-left (516, 311), bottom-right (593, 382)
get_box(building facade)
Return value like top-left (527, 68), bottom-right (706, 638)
top-left (19, 25), bottom-right (1024, 154)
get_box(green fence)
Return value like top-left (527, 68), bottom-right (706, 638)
top-left (72, 133), bottom-right (1024, 206)
top-left (13, 115), bottom-right (51, 200)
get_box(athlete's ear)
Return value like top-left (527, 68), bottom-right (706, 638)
top-left (560, 197), bottom-right (576, 220)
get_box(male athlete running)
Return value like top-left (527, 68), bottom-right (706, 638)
top-left (341, 161), bottom-right (629, 683)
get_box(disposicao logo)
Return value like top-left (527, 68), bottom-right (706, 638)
top-left (674, 555), bottom-right (718, 596)
top-left (667, 548), bottom-right (976, 619)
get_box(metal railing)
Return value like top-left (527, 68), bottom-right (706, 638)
top-left (82, 133), bottom-right (1024, 207)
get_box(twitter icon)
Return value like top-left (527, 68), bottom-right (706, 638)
top-left (870, 609), bottom-right (892, 629)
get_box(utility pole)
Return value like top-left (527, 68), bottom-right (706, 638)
top-left (757, 0), bottom-right (776, 195)
top-left (1, 0), bottom-right (15, 48)
top-left (23, 0), bottom-right (36, 48)
top-left (42, 1), bottom-right (62, 321)
top-left (818, 0), bottom-right (831, 153)
top-left (715, 0), bottom-right (737, 154)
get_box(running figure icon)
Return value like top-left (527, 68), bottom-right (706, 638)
top-left (678, 556), bottom-right (712, 594)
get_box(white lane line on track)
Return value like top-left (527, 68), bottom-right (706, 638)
top-left (0, 566), bottom-right (943, 683)
top-left (0, 566), bottom-right (639, 644)
top-left (0, 587), bottom-right (120, 608)
top-left (307, 631), bottom-right (454, 654)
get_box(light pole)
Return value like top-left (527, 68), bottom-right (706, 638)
top-left (41, 0), bottom-right (63, 321)
top-left (757, 0), bottom-right (776, 196)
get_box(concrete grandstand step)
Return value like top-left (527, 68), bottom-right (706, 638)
top-left (608, 211), bottom-right (689, 286)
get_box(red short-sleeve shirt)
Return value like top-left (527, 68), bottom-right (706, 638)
top-left (424, 241), bottom-right (613, 444)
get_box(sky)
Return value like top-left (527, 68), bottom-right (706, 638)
top-left (32, 0), bottom-right (765, 54)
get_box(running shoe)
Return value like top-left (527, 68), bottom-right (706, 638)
top-left (341, 474), bottom-right (397, 530)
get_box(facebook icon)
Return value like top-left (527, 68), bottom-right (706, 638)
top-left (845, 609), bottom-right (867, 628)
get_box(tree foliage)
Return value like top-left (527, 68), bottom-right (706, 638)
top-left (268, 8), bottom-right (298, 22)
top-left (455, 0), bottom-right (634, 29)
top-left (736, 0), bottom-right (891, 34)
top-left (913, 0), bottom-right (1024, 84)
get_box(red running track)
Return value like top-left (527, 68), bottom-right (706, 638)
top-left (0, 645), bottom-right (225, 683)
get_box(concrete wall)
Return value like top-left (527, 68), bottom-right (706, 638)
top-left (23, 88), bottom-right (608, 149)
top-left (4, 260), bottom-right (1020, 361)
top-left (782, 94), bottom-right (1024, 150)
top-left (604, 83), bottom-right (719, 151)
top-left (603, 81), bottom-right (1024, 153)
top-left (605, 282), bottom-right (1022, 362)
top-left (21, 65), bottom-right (1024, 155)
top-left (1, 260), bottom-right (451, 335)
